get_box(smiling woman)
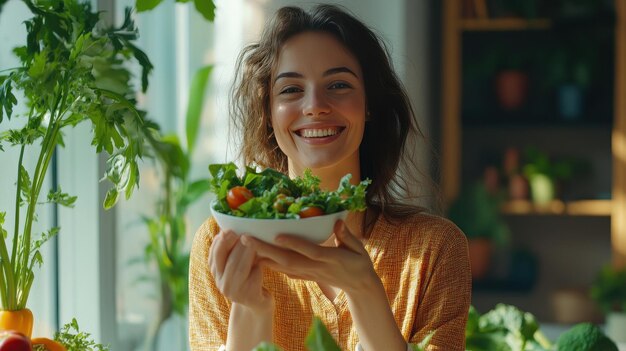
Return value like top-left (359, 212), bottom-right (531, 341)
top-left (189, 4), bottom-right (471, 351)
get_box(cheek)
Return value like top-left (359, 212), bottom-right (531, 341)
top-left (271, 102), bottom-right (297, 130)
top-left (343, 97), bottom-right (366, 126)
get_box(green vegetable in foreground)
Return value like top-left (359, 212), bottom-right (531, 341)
top-left (208, 163), bottom-right (370, 219)
top-left (555, 323), bottom-right (618, 351)
top-left (252, 316), bottom-right (433, 351)
top-left (466, 304), bottom-right (618, 351)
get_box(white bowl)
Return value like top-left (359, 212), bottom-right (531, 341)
top-left (210, 206), bottom-right (348, 244)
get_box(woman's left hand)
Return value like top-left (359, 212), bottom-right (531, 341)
top-left (241, 219), bottom-right (378, 295)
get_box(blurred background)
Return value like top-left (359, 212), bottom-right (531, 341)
top-left (0, 0), bottom-right (624, 350)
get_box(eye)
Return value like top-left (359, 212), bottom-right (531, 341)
top-left (329, 81), bottom-right (352, 90)
top-left (279, 86), bottom-right (302, 94)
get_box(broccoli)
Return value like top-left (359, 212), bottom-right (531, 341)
top-left (555, 323), bottom-right (618, 351)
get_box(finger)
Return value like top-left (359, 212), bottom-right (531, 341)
top-left (243, 235), bottom-right (306, 267)
top-left (209, 230), bottom-right (240, 277)
top-left (333, 220), bottom-right (363, 253)
top-left (258, 258), bottom-right (311, 281)
top-left (222, 240), bottom-right (255, 289)
top-left (274, 234), bottom-right (332, 261)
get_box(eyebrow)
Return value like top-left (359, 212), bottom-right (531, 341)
top-left (273, 66), bottom-right (358, 85)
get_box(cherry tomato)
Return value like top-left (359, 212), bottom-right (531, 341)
top-left (226, 186), bottom-right (253, 210)
top-left (298, 206), bottom-right (324, 218)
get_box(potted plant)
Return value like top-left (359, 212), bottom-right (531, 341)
top-left (0, 0), bottom-right (155, 343)
top-left (544, 39), bottom-right (597, 121)
top-left (494, 53), bottom-right (530, 111)
top-left (475, 47), bottom-right (532, 112)
top-left (522, 147), bottom-right (590, 205)
top-left (591, 265), bottom-right (626, 343)
top-left (447, 182), bottom-right (510, 280)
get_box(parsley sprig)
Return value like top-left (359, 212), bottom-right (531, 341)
top-left (0, 0), bottom-right (157, 310)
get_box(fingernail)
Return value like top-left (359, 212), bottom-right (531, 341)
top-left (241, 235), bottom-right (251, 246)
top-left (274, 236), bottom-right (286, 245)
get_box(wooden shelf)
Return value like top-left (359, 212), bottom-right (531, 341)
top-left (501, 199), bottom-right (612, 216)
top-left (459, 18), bottom-right (551, 31)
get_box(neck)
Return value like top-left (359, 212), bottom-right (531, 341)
top-left (288, 152), bottom-right (364, 242)
top-left (287, 152), bottom-right (361, 191)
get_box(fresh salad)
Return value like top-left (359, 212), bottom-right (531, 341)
top-left (209, 163), bottom-right (370, 219)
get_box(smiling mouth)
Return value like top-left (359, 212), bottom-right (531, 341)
top-left (296, 127), bottom-right (345, 138)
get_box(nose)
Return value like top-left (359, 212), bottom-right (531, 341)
top-left (302, 87), bottom-right (331, 117)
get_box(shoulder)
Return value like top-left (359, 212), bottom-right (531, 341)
top-left (190, 217), bottom-right (221, 254)
top-left (376, 212), bottom-right (467, 250)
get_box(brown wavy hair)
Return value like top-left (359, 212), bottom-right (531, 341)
top-left (230, 4), bottom-right (440, 227)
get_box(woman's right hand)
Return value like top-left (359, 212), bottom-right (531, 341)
top-left (208, 230), bottom-right (273, 312)
top-left (210, 230), bottom-right (274, 349)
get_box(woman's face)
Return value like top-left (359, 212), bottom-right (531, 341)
top-left (270, 31), bottom-right (366, 174)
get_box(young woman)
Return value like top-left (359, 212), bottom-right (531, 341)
top-left (189, 4), bottom-right (471, 351)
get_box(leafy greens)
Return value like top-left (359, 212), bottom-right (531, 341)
top-left (208, 163), bottom-right (370, 219)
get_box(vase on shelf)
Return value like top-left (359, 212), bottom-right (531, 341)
top-left (495, 70), bottom-right (529, 111)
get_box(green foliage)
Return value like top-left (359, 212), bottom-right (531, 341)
top-left (305, 317), bottom-right (341, 351)
top-left (252, 342), bottom-right (283, 351)
top-left (46, 187), bottom-right (77, 207)
top-left (447, 182), bottom-right (510, 244)
top-left (54, 318), bottom-right (110, 351)
top-left (522, 147), bottom-right (591, 182)
top-left (192, 0), bottom-right (215, 21)
top-left (136, 0), bottom-right (163, 12)
top-left (136, 0), bottom-right (215, 21)
top-left (0, 0), bottom-right (155, 311)
top-left (591, 265), bottom-right (626, 313)
top-left (466, 304), bottom-right (552, 351)
top-left (186, 65), bottom-right (212, 153)
top-left (410, 331), bottom-right (435, 351)
top-left (555, 323), bottom-right (618, 351)
top-left (251, 316), bottom-right (433, 351)
top-left (136, 66), bottom-right (213, 351)
top-left (466, 304), bottom-right (620, 351)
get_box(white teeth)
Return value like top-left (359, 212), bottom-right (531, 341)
top-left (301, 128), bottom-right (340, 138)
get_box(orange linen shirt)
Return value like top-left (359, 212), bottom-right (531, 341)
top-left (189, 212), bottom-right (471, 351)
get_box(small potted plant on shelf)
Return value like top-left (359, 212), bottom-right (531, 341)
top-left (492, 50), bottom-right (533, 112)
top-left (591, 265), bottom-right (626, 344)
top-left (447, 182), bottom-right (510, 280)
top-left (522, 147), bottom-right (590, 206)
top-left (543, 39), bottom-right (597, 121)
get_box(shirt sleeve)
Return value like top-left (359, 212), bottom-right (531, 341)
top-left (189, 218), bottom-right (232, 351)
top-left (409, 224), bottom-right (472, 351)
